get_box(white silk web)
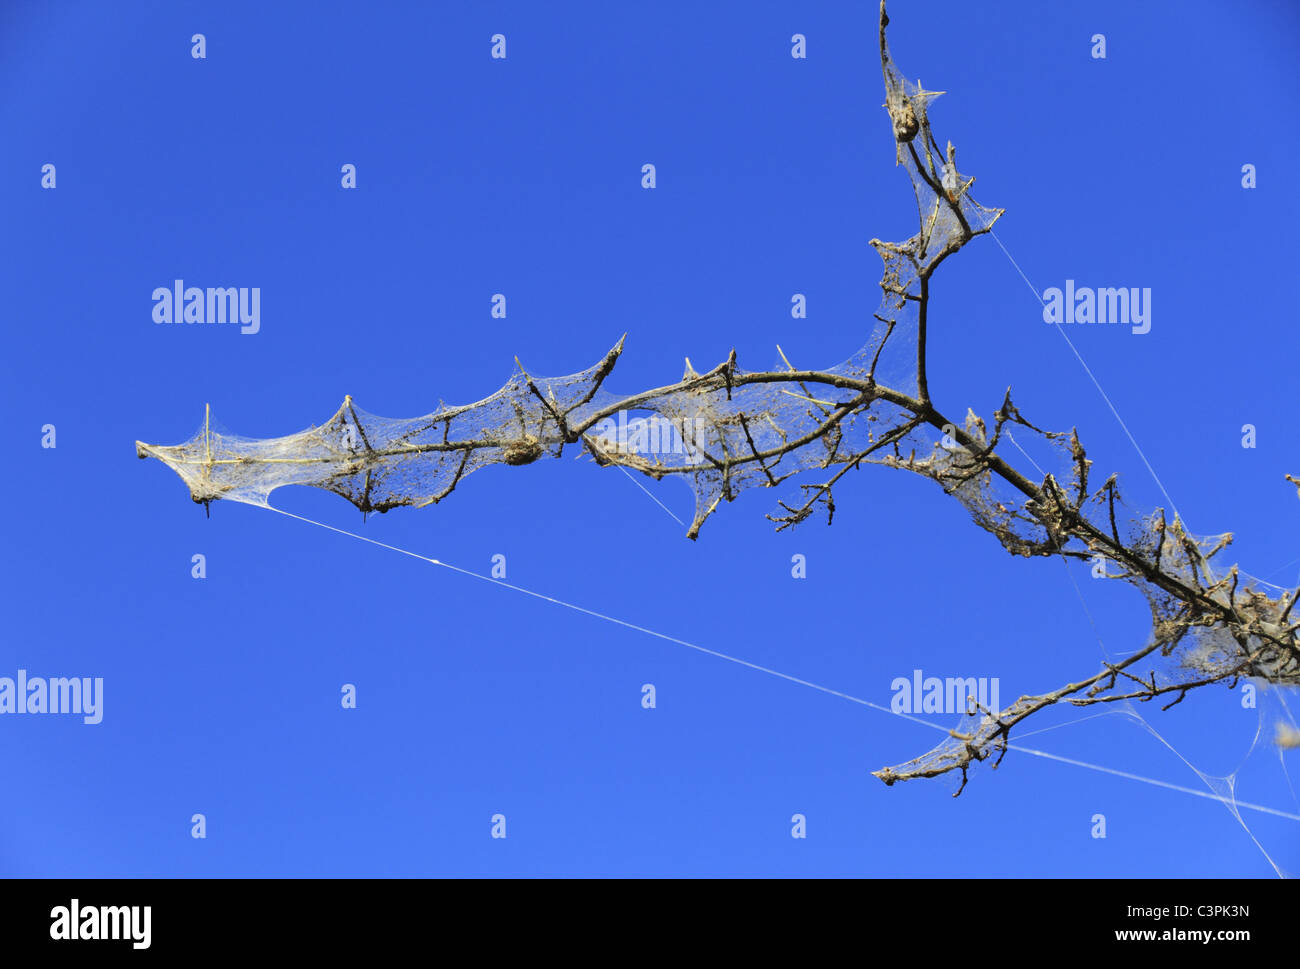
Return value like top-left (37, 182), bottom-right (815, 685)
top-left (134, 0), bottom-right (1299, 875)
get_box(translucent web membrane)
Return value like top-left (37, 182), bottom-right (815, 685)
top-left (864, 408), bottom-right (1299, 876)
top-left (136, 0), bottom-right (1299, 871)
top-left (136, 342), bottom-right (624, 515)
top-left (136, 13), bottom-right (1000, 540)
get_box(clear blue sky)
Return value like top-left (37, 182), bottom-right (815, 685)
top-left (3, 0), bottom-right (1298, 876)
